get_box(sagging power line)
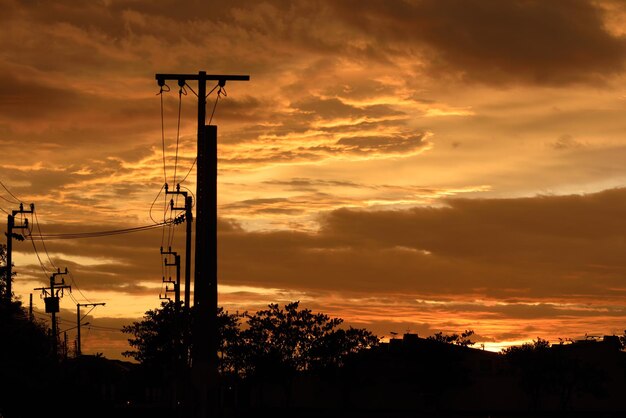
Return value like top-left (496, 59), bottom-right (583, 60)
top-left (25, 218), bottom-right (182, 240)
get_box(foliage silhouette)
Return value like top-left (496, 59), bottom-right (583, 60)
top-left (122, 301), bottom-right (239, 378)
top-left (122, 301), bottom-right (378, 378)
top-left (427, 329), bottom-right (475, 347)
top-left (235, 301), bottom-right (378, 377)
top-left (0, 244), bottom-right (15, 299)
top-left (0, 246), bottom-right (56, 418)
top-left (503, 338), bottom-right (606, 411)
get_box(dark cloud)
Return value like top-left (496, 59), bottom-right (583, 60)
top-left (294, 97), bottom-right (403, 120)
top-left (217, 188), bottom-right (626, 301)
top-left (222, 197), bottom-right (304, 215)
top-left (221, 132), bottom-right (428, 167)
top-left (263, 178), bottom-right (364, 192)
top-left (336, 134), bottom-right (427, 154)
top-left (331, 0), bottom-right (626, 85)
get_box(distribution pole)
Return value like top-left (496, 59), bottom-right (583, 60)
top-left (76, 302), bottom-right (105, 356)
top-left (34, 267), bottom-right (71, 358)
top-left (167, 184), bottom-right (193, 308)
top-left (6, 214), bottom-right (12, 300)
top-left (162, 247), bottom-right (181, 309)
top-left (5, 203), bottom-right (33, 301)
top-left (185, 195), bottom-right (192, 307)
top-left (155, 71), bottom-right (249, 418)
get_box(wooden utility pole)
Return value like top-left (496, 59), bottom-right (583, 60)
top-left (5, 203), bottom-right (33, 301)
top-left (155, 71), bottom-right (249, 418)
top-left (34, 267), bottom-right (71, 358)
top-left (76, 302), bottom-right (105, 356)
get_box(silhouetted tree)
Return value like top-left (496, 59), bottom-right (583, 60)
top-left (503, 338), bottom-right (605, 411)
top-left (0, 249), bottom-right (56, 418)
top-left (427, 329), bottom-right (475, 347)
top-left (123, 301), bottom-right (377, 378)
top-left (122, 301), bottom-right (240, 375)
top-left (235, 301), bottom-right (377, 377)
top-left (502, 338), bottom-right (551, 410)
top-left (0, 244), bottom-right (14, 299)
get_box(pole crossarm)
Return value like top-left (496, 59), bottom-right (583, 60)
top-left (12, 203), bottom-right (34, 217)
top-left (156, 74), bottom-right (249, 83)
top-left (77, 302), bottom-right (105, 308)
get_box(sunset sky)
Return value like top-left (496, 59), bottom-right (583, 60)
top-left (2, 0), bottom-right (626, 359)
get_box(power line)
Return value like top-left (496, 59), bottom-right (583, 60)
top-left (159, 83), bottom-right (169, 186)
top-left (169, 85), bottom-right (186, 251)
top-left (178, 83), bottom-right (222, 185)
top-left (0, 180), bottom-right (21, 203)
top-left (87, 324), bottom-right (123, 332)
top-left (173, 84), bottom-right (186, 186)
top-left (28, 234), bottom-right (50, 277)
top-left (149, 183), bottom-right (165, 224)
top-left (32, 208), bottom-right (56, 270)
top-left (67, 291), bottom-right (80, 305)
top-left (68, 270), bottom-right (92, 304)
top-left (0, 194), bottom-right (17, 204)
top-left (27, 219), bottom-right (176, 240)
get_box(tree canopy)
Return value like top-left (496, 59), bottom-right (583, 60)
top-left (236, 301), bottom-right (378, 376)
top-left (122, 301), bottom-right (378, 378)
top-left (0, 244), bottom-right (13, 299)
top-left (427, 329), bottom-right (475, 347)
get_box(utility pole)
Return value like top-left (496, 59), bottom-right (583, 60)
top-left (5, 203), bottom-right (33, 301)
top-left (34, 267), bottom-right (71, 358)
top-left (166, 184), bottom-right (193, 308)
top-left (29, 293), bottom-right (33, 321)
top-left (161, 245), bottom-right (183, 412)
top-left (155, 71), bottom-right (249, 418)
top-left (76, 302), bottom-right (105, 356)
top-left (161, 246), bottom-right (181, 309)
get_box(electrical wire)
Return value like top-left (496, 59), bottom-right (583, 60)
top-left (68, 270), bottom-right (92, 304)
top-left (149, 183), bottom-right (165, 224)
top-left (178, 185), bottom-right (196, 207)
top-left (157, 82), bottom-right (174, 256)
top-left (0, 180), bottom-right (21, 203)
top-left (159, 85), bottom-right (168, 186)
top-left (80, 305), bottom-right (97, 322)
top-left (208, 86), bottom-right (222, 124)
top-left (178, 85), bottom-right (222, 185)
top-left (67, 291), bottom-right (79, 305)
top-left (85, 324), bottom-right (122, 332)
top-left (88, 323), bottom-right (122, 331)
top-left (28, 234), bottom-right (50, 277)
top-left (0, 207), bottom-right (9, 215)
top-left (173, 85), bottom-right (185, 186)
top-left (33, 208), bottom-right (56, 271)
top-left (0, 194), bottom-right (17, 204)
top-left (169, 85), bottom-right (186, 251)
top-left (27, 219), bottom-right (176, 240)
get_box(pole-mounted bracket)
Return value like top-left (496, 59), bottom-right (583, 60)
top-left (156, 73), bottom-right (249, 83)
